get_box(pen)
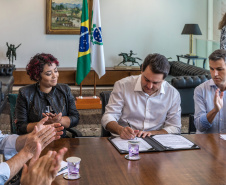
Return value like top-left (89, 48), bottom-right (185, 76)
top-left (58, 166), bottom-right (68, 173)
top-left (127, 120), bottom-right (132, 128)
top-left (127, 120), bottom-right (137, 140)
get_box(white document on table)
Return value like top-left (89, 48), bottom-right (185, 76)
top-left (152, 134), bottom-right (194, 149)
top-left (111, 137), bottom-right (152, 151)
top-left (220, 134), bottom-right (226, 140)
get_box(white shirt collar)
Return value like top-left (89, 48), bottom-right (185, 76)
top-left (134, 75), bottom-right (143, 92)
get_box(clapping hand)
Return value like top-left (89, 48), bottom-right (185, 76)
top-left (37, 117), bottom-right (64, 140)
top-left (214, 88), bottom-right (224, 112)
top-left (22, 125), bottom-right (55, 159)
top-left (21, 146), bottom-right (68, 185)
top-left (42, 112), bottom-right (63, 125)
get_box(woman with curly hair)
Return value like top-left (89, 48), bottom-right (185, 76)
top-left (219, 13), bottom-right (226, 49)
top-left (15, 53), bottom-right (80, 138)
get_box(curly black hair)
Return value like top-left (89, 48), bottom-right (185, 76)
top-left (26, 53), bottom-right (59, 82)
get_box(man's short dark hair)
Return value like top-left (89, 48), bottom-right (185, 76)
top-left (141, 53), bottom-right (170, 79)
top-left (209, 49), bottom-right (226, 63)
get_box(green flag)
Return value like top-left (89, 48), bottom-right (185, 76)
top-left (76, 0), bottom-right (91, 85)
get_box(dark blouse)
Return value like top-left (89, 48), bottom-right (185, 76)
top-left (15, 83), bottom-right (80, 137)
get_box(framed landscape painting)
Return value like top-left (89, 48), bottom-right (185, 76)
top-left (46, 0), bottom-right (92, 34)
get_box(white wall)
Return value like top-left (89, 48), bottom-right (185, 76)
top-left (0, 0), bottom-right (208, 68)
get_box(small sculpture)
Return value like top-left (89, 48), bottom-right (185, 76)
top-left (6, 42), bottom-right (21, 65)
top-left (118, 50), bottom-right (142, 66)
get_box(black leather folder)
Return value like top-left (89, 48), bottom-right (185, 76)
top-left (108, 134), bottom-right (200, 154)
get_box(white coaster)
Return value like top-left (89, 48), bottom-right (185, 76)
top-left (63, 172), bottom-right (81, 180)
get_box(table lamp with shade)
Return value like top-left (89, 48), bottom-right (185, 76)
top-left (181, 24), bottom-right (202, 57)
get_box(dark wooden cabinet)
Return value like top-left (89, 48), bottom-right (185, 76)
top-left (13, 67), bottom-right (141, 86)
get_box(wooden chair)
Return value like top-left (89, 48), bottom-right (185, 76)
top-left (99, 91), bottom-right (112, 137)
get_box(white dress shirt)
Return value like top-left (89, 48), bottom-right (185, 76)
top-left (101, 75), bottom-right (181, 135)
top-left (0, 131), bottom-right (18, 184)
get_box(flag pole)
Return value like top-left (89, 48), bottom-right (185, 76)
top-left (93, 71), bottom-right (97, 98)
top-left (79, 82), bottom-right (83, 98)
top-left (75, 0), bottom-right (102, 109)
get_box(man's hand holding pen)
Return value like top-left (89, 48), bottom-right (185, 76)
top-left (119, 121), bottom-right (139, 140)
top-left (119, 126), bottom-right (139, 140)
top-left (118, 121), bottom-right (154, 139)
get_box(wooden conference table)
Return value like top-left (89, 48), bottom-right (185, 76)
top-left (43, 134), bottom-right (226, 185)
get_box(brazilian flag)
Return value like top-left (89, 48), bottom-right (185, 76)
top-left (76, 0), bottom-right (91, 85)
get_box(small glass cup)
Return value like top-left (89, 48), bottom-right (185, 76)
top-left (125, 140), bottom-right (140, 160)
top-left (65, 157), bottom-right (81, 179)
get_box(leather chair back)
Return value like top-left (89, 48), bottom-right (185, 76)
top-left (189, 114), bottom-right (196, 134)
top-left (8, 93), bottom-right (18, 134)
top-left (171, 74), bottom-right (211, 115)
top-left (100, 91), bottom-right (112, 137)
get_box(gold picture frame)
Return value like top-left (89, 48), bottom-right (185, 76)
top-left (46, 0), bottom-right (92, 35)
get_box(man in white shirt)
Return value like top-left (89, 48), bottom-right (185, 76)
top-left (0, 117), bottom-right (63, 184)
top-left (101, 53), bottom-right (181, 139)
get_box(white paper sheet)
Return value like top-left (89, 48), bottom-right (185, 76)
top-left (220, 134), bottom-right (226, 140)
top-left (152, 134), bottom-right (194, 149)
top-left (111, 137), bottom-right (152, 151)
